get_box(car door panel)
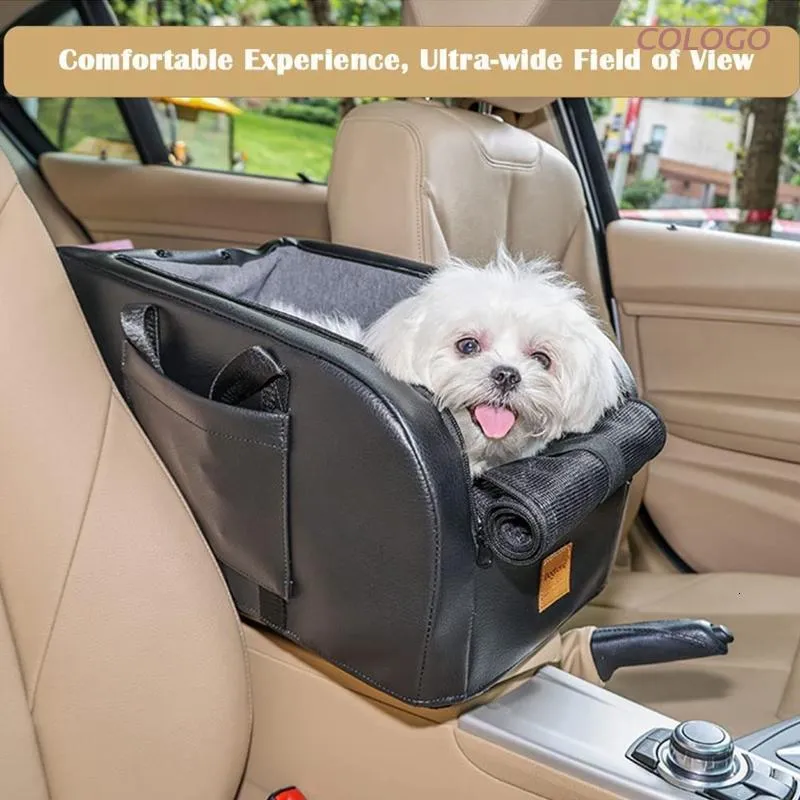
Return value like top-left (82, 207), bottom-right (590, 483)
top-left (40, 152), bottom-right (330, 250)
top-left (608, 219), bottom-right (800, 574)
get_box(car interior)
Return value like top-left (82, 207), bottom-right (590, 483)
top-left (4, 0), bottom-right (800, 798)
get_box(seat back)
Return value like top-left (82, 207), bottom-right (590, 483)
top-left (327, 99), bottom-right (610, 326)
top-left (0, 151), bottom-right (250, 796)
top-left (0, 130), bottom-right (88, 246)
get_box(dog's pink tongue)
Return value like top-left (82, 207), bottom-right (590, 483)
top-left (473, 405), bottom-right (516, 439)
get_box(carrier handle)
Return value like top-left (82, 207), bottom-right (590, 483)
top-left (210, 346), bottom-right (289, 412)
top-left (121, 303), bottom-right (289, 413)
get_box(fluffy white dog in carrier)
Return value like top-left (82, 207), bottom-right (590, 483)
top-left (271, 246), bottom-right (631, 475)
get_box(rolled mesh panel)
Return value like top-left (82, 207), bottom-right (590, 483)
top-left (473, 399), bottom-right (666, 565)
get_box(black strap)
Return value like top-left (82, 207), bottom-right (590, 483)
top-left (121, 303), bottom-right (163, 374)
top-left (121, 303), bottom-right (289, 412)
top-left (544, 432), bottom-right (625, 502)
top-left (220, 563), bottom-right (287, 628)
top-left (210, 346), bottom-right (289, 412)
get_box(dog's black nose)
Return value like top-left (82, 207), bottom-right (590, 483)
top-left (491, 366), bottom-right (521, 389)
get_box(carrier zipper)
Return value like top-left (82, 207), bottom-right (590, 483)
top-left (415, 387), bottom-right (489, 568)
top-left (473, 519), bottom-right (493, 568)
top-left (443, 407), bottom-right (492, 567)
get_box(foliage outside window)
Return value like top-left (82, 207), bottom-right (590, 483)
top-left (108, 0), bottom-right (403, 181)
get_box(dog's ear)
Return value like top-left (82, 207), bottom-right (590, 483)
top-left (363, 293), bottom-right (427, 383)
top-left (608, 339), bottom-right (637, 397)
top-left (561, 328), bottom-right (633, 431)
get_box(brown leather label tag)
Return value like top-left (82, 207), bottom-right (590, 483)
top-left (538, 543), bottom-right (573, 612)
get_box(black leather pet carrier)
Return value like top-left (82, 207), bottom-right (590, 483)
top-left (60, 238), bottom-right (666, 707)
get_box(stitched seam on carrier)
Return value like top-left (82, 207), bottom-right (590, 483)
top-left (122, 342), bottom-right (291, 596)
top-left (311, 358), bottom-right (444, 698)
top-left (279, 413), bottom-right (290, 598)
top-left (125, 371), bottom-right (288, 450)
top-left (242, 608), bottom-right (534, 706)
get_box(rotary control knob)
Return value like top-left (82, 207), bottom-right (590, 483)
top-left (664, 720), bottom-right (736, 782)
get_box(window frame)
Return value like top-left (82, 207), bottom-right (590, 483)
top-left (0, 0), bottom-right (169, 166)
top-left (550, 98), bottom-right (619, 327)
top-left (1, 0), bottom-right (345, 184)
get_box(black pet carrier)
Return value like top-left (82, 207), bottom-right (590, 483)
top-left (60, 238), bottom-right (666, 707)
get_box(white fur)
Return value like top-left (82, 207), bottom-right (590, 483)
top-left (270, 246), bottom-right (631, 475)
top-left (269, 300), bottom-right (366, 342)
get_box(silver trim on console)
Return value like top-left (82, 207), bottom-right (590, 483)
top-left (458, 666), bottom-right (800, 800)
top-left (656, 744), bottom-right (748, 792)
top-left (458, 666), bottom-right (694, 800)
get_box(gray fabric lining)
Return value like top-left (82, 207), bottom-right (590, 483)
top-left (132, 247), bottom-right (423, 327)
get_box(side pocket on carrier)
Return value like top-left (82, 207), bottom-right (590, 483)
top-left (120, 303), bottom-right (292, 624)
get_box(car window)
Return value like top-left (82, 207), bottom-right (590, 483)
top-left (22, 96), bottom-right (141, 163)
top-left (590, 2), bottom-right (800, 241)
top-left (147, 96), bottom-right (378, 183)
top-left (112, 0), bottom-right (404, 183)
top-left (591, 96), bottom-right (800, 242)
top-left (15, 3), bottom-right (140, 163)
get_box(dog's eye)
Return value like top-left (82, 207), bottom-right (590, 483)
top-left (531, 351), bottom-right (552, 370)
top-left (456, 337), bottom-right (481, 356)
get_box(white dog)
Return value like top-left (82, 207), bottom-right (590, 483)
top-left (271, 247), bottom-right (631, 475)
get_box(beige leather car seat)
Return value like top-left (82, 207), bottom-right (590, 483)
top-left (0, 129), bottom-right (88, 246)
top-left (0, 149), bottom-right (251, 796)
top-left (326, 99), bottom-right (800, 735)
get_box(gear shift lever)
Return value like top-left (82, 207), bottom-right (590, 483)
top-left (589, 619), bottom-right (734, 681)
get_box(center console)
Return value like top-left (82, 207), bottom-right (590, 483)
top-left (627, 723), bottom-right (794, 800)
top-left (458, 666), bottom-right (800, 800)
